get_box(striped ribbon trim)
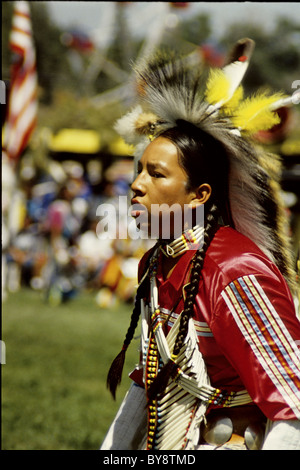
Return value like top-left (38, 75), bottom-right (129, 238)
top-left (160, 308), bottom-right (214, 338)
top-left (221, 274), bottom-right (300, 419)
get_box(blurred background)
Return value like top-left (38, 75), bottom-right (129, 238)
top-left (2, 1), bottom-right (300, 450)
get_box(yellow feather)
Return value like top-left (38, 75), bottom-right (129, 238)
top-left (221, 86), bottom-right (244, 115)
top-left (232, 92), bottom-right (286, 133)
top-left (205, 69), bottom-right (231, 105)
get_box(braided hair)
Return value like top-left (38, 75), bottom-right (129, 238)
top-left (172, 204), bottom-right (219, 355)
top-left (107, 244), bottom-right (156, 399)
top-left (146, 203), bottom-right (220, 401)
top-left (107, 121), bottom-right (231, 399)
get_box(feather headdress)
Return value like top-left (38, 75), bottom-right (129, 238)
top-left (115, 38), bottom-right (297, 291)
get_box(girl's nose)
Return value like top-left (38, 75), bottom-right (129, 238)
top-left (131, 172), bottom-right (145, 195)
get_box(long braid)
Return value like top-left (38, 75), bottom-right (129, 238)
top-left (106, 246), bottom-right (155, 399)
top-left (173, 204), bottom-right (220, 356)
top-left (147, 204), bottom-right (220, 402)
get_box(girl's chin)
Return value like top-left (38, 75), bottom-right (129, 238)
top-left (131, 213), bottom-right (185, 239)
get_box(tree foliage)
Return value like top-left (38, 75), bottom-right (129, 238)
top-left (2, 2), bottom-right (299, 135)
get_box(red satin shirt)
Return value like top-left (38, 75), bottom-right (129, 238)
top-left (138, 226), bottom-right (300, 421)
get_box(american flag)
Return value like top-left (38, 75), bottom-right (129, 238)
top-left (3, 1), bottom-right (38, 162)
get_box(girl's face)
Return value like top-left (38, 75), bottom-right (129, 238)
top-left (130, 136), bottom-right (210, 238)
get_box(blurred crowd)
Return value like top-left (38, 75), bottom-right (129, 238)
top-left (2, 151), bottom-right (153, 307)
top-left (2, 141), bottom-right (299, 309)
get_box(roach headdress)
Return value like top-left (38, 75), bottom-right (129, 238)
top-left (115, 38), bottom-right (297, 293)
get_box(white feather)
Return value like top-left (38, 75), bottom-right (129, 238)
top-left (270, 92), bottom-right (300, 110)
top-left (114, 105), bottom-right (144, 145)
top-left (217, 59), bottom-right (249, 108)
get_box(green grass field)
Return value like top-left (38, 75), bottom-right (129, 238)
top-left (1, 288), bottom-right (140, 450)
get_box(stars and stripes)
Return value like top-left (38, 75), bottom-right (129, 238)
top-left (222, 274), bottom-right (300, 419)
top-left (3, 1), bottom-right (38, 161)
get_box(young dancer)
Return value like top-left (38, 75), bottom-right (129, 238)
top-left (101, 39), bottom-right (300, 450)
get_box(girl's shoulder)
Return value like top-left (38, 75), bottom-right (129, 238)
top-left (205, 226), bottom-right (287, 286)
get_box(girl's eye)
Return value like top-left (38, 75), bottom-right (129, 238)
top-left (153, 171), bottom-right (164, 178)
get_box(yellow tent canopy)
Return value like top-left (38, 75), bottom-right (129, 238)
top-left (49, 129), bottom-right (101, 154)
top-left (108, 137), bottom-right (134, 156)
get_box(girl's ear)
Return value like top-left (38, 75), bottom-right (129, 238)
top-left (188, 184), bottom-right (212, 208)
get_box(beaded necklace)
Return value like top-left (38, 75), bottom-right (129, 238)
top-left (160, 225), bottom-right (204, 258)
